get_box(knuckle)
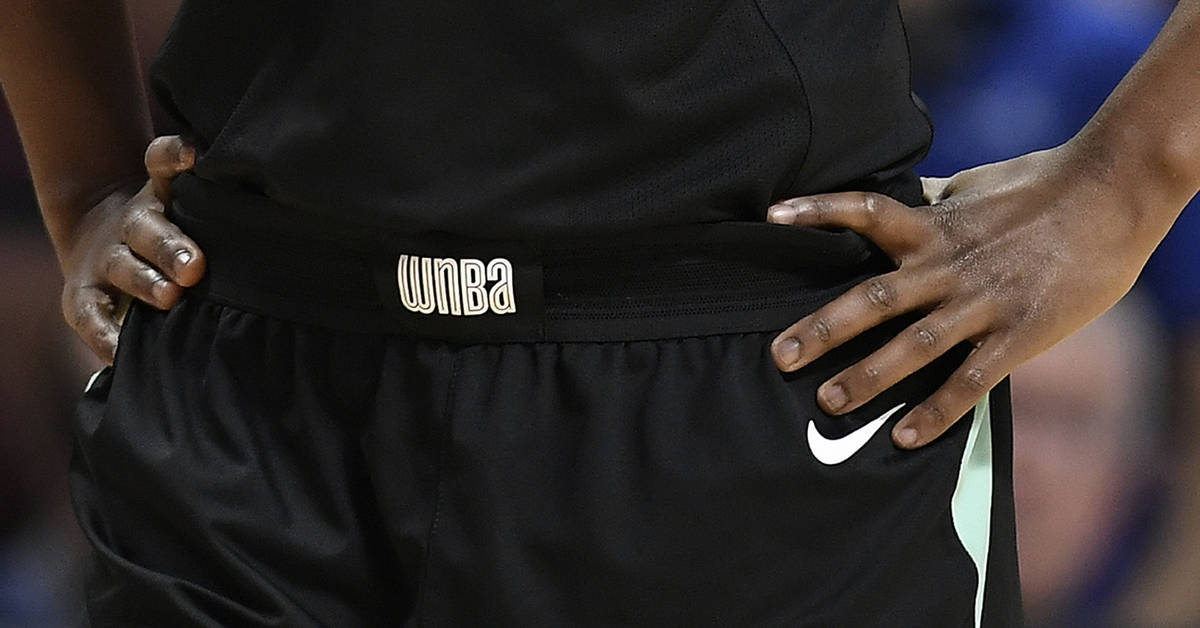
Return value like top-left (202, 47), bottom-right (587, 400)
top-left (864, 362), bottom-right (883, 384)
top-left (808, 316), bottom-right (834, 343)
top-left (91, 327), bottom-right (111, 345)
top-left (89, 328), bottom-right (117, 355)
top-left (67, 298), bottom-right (99, 332)
top-left (863, 278), bottom-right (897, 310)
top-left (809, 196), bottom-right (833, 222)
top-left (959, 366), bottom-right (990, 392)
top-left (154, 233), bottom-right (178, 260)
top-left (930, 200), bottom-right (964, 232)
top-left (121, 205), bottom-right (152, 241)
top-left (137, 265), bottom-right (162, 289)
top-left (910, 322), bottom-right (941, 351)
top-left (1013, 298), bottom-right (1047, 325)
top-left (858, 362), bottom-right (882, 385)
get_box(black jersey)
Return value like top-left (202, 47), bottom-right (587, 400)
top-left (78, 8), bottom-right (1028, 626)
top-left (150, 1), bottom-right (931, 239)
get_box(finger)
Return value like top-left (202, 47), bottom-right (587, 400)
top-left (145, 135), bottom-right (195, 200)
top-left (144, 135), bottom-right (195, 178)
top-left (120, 200), bottom-right (207, 287)
top-left (815, 304), bottom-right (988, 415)
top-left (104, 244), bottom-right (182, 310)
top-left (62, 285), bottom-right (122, 364)
top-left (891, 336), bottom-right (1011, 449)
top-left (766, 191), bottom-right (928, 253)
top-left (771, 270), bottom-right (935, 373)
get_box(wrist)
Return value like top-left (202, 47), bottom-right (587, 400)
top-left (46, 173), bottom-right (144, 271)
top-left (1058, 127), bottom-right (1192, 255)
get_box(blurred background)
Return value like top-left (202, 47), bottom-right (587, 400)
top-left (2, 0), bottom-right (1199, 626)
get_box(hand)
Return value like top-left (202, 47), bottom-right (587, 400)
top-left (766, 146), bottom-right (1153, 449)
top-left (61, 135), bottom-right (204, 363)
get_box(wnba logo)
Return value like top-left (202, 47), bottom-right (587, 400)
top-left (397, 254), bottom-right (516, 316)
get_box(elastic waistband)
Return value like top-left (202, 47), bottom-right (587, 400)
top-left (168, 173), bottom-right (890, 343)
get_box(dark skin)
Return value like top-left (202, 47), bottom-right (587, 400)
top-left (58, 136), bottom-right (200, 360)
top-left (769, 148), bottom-right (1156, 449)
top-left (0, 1), bottom-right (203, 361)
top-left (769, 0), bottom-right (1200, 448)
top-left (3, 1), bottom-right (1199, 449)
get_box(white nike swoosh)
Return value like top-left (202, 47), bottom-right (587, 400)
top-left (807, 403), bottom-right (907, 465)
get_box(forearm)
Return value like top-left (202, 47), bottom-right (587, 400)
top-left (0, 0), bottom-right (152, 265)
top-left (1068, 0), bottom-right (1200, 245)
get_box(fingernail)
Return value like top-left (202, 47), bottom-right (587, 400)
top-left (767, 204), bottom-right (794, 223)
top-left (773, 337), bottom-right (801, 368)
top-left (179, 145), bottom-right (196, 167)
top-left (895, 426), bottom-right (920, 449)
top-left (819, 383), bottom-right (847, 412)
top-left (175, 250), bottom-right (192, 266)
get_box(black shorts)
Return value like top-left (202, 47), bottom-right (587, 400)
top-left (70, 175), bottom-right (1021, 627)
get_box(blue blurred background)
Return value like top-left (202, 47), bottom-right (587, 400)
top-left (2, 1), bottom-right (1199, 625)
